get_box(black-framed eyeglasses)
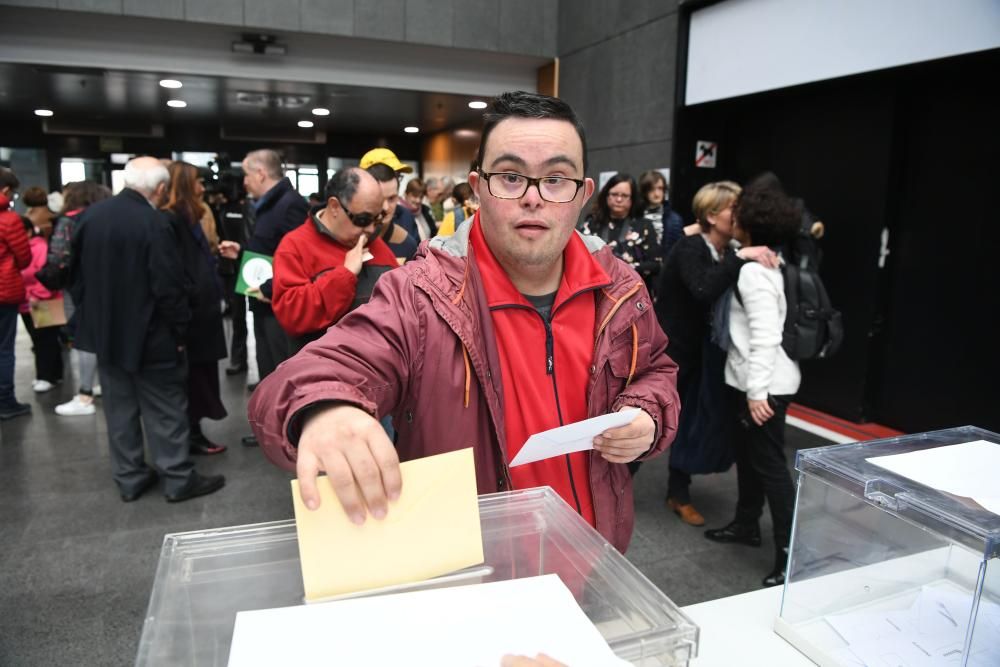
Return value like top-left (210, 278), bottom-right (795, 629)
top-left (337, 199), bottom-right (386, 228)
top-left (478, 170), bottom-right (585, 204)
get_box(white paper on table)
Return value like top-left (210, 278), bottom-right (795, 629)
top-left (228, 574), bottom-right (629, 667)
top-left (866, 440), bottom-right (1000, 516)
top-left (509, 408), bottom-right (641, 468)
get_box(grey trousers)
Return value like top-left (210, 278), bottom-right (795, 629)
top-left (63, 293), bottom-right (98, 394)
top-left (98, 362), bottom-right (194, 496)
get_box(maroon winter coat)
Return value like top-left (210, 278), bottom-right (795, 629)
top-left (248, 221), bottom-right (680, 553)
top-left (0, 193), bottom-right (31, 305)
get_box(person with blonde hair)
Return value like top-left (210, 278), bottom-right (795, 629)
top-left (655, 181), bottom-right (778, 526)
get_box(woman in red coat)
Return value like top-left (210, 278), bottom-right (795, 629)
top-left (0, 168), bottom-right (32, 420)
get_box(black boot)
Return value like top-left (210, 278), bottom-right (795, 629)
top-left (704, 520), bottom-right (762, 547)
top-left (762, 546), bottom-right (789, 588)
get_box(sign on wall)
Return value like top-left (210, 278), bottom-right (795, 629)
top-left (695, 141), bottom-right (717, 168)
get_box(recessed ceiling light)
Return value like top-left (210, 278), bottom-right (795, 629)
top-left (159, 79), bottom-right (183, 89)
top-left (311, 107), bottom-right (330, 116)
top-left (34, 109), bottom-right (54, 117)
top-left (297, 120), bottom-right (314, 128)
top-left (404, 126), bottom-right (419, 134)
top-left (468, 101), bottom-right (488, 109)
top-left (166, 100), bottom-right (187, 108)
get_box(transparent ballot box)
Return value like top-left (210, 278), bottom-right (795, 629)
top-left (776, 426), bottom-right (1000, 666)
top-left (135, 487), bottom-right (699, 666)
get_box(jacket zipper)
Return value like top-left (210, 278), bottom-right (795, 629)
top-left (540, 315), bottom-right (583, 516)
top-left (492, 291), bottom-right (601, 518)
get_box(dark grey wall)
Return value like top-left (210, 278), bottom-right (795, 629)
top-left (557, 1), bottom-right (679, 186)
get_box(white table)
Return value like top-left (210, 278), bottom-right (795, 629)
top-left (681, 587), bottom-right (815, 666)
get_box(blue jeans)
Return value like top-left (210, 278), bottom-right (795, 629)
top-left (0, 304), bottom-right (19, 408)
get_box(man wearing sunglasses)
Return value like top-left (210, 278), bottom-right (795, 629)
top-left (250, 92), bottom-right (679, 554)
top-left (270, 168), bottom-right (397, 352)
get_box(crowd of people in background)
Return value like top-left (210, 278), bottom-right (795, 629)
top-left (0, 112), bottom-right (814, 585)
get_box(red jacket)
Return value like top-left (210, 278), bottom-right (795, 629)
top-left (248, 215), bottom-right (680, 553)
top-left (272, 213), bottom-right (398, 339)
top-left (0, 194), bottom-right (31, 305)
top-left (469, 219), bottom-right (602, 527)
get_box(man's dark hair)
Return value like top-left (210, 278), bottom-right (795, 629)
top-left (325, 168), bottom-right (362, 206)
top-left (452, 182), bottom-right (474, 205)
top-left (0, 167), bottom-right (20, 192)
top-left (474, 91), bottom-right (588, 174)
top-left (365, 162), bottom-right (396, 184)
top-left (734, 182), bottom-right (802, 248)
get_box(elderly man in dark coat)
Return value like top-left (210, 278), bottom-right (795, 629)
top-left (71, 156), bottom-right (225, 503)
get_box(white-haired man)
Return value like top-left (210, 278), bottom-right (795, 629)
top-left (72, 156), bottom-right (225, 503)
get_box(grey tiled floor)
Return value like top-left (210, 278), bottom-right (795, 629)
top-left (0, 315), bottom-right (832, 665)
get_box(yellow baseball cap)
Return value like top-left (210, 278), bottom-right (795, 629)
top-left (359, 147), bottom-right (413, 174)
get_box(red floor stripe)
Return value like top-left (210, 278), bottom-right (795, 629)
top-left (789, 403), bottom-right (905, 441)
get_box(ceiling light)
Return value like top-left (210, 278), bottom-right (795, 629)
top-left (166, 100), bottom-right (187, 108)
top-left (297, 120), bottom-right (314, 128)
top-left (34, 109), bottom-right (54, 117)
top-left (311, 107), bottom-right (330, 116)
top-left (468, 101), bottom-right (488, 110)
top-left (159, 79), bottom-right (182, 89)
top-left (404, 126), bottom-right (419, 134)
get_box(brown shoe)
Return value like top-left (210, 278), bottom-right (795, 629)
top-left (667, 498), bottom-right (706, 526)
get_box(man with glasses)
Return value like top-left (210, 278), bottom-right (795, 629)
top-left (271, 168), bottom-right (396, 352)
top-left (249, 92), bottom-right (679, 553)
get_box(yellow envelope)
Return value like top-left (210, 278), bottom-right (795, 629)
top-left (291, 447), bottom-right (484, 602)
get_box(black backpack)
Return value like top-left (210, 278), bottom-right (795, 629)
top-left (779, 210), bottom-right (843, 360)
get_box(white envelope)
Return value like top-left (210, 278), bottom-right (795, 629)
top-left (510, 408), bottom-right (642, 467)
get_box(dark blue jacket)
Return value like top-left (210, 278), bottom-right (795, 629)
top-left (71, 188), bottom-right (191, 372)
top-left (387, 205), bottom-right (419, 261)
top-left (246, 177), bottom-right (308, 304)
top-left (660, 201), bottom-right (686, 256)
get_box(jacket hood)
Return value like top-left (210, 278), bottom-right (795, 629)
top-left (0, 193), bottom-right (10, 211)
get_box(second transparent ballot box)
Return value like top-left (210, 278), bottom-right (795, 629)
top-left (776, 426), bottom-right (1000, 666)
